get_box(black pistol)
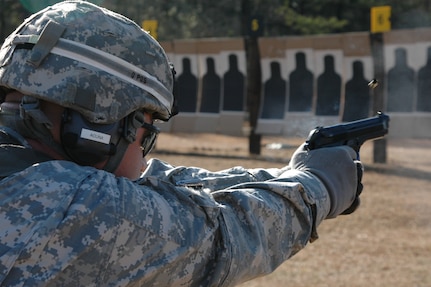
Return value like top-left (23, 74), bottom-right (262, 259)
top-left (305, 112), bottom-right (390, 153)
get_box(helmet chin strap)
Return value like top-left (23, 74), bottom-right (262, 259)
top-left (2, 96), bottom-right (107, 166)
top-left (102, 110), bottom-right (145, 173)
top-left (101, 137), bottom-right (130, 173)
top-left (7, 96), bottom-right (72, 160)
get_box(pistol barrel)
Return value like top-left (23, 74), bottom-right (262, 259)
top-left (305, 112), bottom-right (390, 151)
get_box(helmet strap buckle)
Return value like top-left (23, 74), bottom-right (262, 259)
top-left (20, 95), bottom-right (53, 129)
top-left (123, 110), bottom-right (145, 143)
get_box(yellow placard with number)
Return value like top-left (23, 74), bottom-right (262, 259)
top-left (142, 20), bottom-right (158, 40)
top-left (251, 18), bottom-right (260, 32)
top-left (371, 6), bottom-right (391, 33)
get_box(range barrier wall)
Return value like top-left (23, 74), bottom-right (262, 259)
top-left (158, 28), bottom-right (431, 139)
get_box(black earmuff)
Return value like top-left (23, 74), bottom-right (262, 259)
top-left (60, 109), bottom-right (122, 166)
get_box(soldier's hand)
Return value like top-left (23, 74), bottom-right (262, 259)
top-left (289, 144), bottom-right (363, 218)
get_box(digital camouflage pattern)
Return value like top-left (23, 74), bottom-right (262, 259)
top-left (0, 128), bottom-right (331, 286)
top-left (0, 1), bottom-right (175, 122)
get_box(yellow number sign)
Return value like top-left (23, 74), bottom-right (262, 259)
top-left (142, 20), bottom-right (158, 40)
top-left (251, 19), bottom-right (259, 32)
top-left (371, 6), bottom-right (391, 33)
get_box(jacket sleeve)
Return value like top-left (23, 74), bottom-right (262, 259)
top-left (137, 159), bottom-right (331, 286)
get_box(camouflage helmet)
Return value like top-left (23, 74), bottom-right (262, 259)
top-left (0, 0), bottom-right (176, 123)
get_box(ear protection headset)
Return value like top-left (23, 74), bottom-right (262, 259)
top-left (60, 107), bottom-right (153, 171)
top-left (61, 108), bottom-right (123, 166)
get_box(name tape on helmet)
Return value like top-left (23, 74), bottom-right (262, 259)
top-left (80, 128), bottom-right (111, 144)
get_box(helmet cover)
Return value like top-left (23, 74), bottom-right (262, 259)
top-left (0, 0), bottom-right (175, 122)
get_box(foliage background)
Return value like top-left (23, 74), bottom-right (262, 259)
top-left (1, 0), bottom-right (431, 42)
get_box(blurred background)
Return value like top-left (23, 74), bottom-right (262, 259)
top-left (2, 0), bottom-right (431, 41)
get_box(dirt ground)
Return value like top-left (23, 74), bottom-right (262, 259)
top-left (149, 132), bottom-right (431, 287)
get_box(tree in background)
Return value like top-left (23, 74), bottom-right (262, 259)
top-left (103, 0), bottom-right (431, 40)
top-left (2, 0), bottom-right (431, 42)
top-left (0, 0), bottom-right (29, 42)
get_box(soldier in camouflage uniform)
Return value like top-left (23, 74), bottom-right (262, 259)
top-left (0, 1), bottom-right (363, 286)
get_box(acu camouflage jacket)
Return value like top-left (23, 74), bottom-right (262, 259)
top-left (0, 127), bottom-right (331, 286)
